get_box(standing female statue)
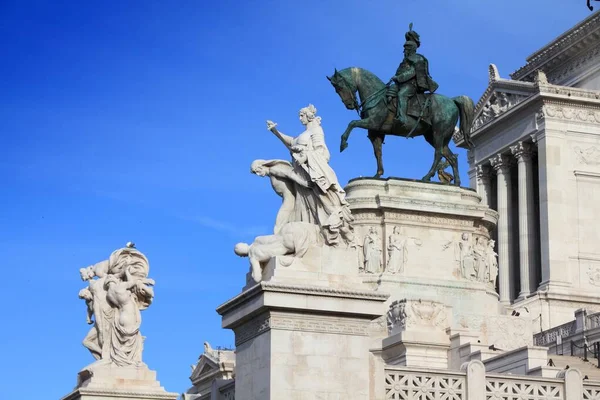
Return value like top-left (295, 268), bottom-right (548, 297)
top-left (266, 104), bottom-right (354, 246)
top-left (387, 226), bottom-right (407, 274)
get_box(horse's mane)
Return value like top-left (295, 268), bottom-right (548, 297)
top-left (340, 67), bottom-right (385, 89)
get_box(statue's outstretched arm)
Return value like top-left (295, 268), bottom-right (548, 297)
top-left (266, 120), bottom-right (293, 149)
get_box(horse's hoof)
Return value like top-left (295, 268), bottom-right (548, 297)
top-left (374, 173), bottom-right (382, 179)
top-left (340, 142), bottom-right (348, 152)
top-left (421, 176), bottom-right (432, 182)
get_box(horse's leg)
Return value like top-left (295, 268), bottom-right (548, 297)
top-left (340, 118), bottom-right (381, 152)
top-left (368, 130), bottom-right (385, 178)
top-left (422, 128), bottom-right (444, 182)
top-left (340, 120), bottom-right (361, 152)
top-left (442, 145), bottom-right (460, 186)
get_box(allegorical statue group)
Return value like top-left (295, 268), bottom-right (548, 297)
top-left (78, 243), bottom-right (155, 368)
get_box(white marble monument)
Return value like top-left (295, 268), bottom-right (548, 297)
top-left (62, 243), bottom-right (177, 400)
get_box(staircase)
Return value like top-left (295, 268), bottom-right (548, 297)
top-left (546, 355), bottom-right (600, 380)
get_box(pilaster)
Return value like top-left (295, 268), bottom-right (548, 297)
top-left (476, 165), bottom-right (492, 206)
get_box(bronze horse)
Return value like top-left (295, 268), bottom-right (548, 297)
top-left (328, 67), bottom-right (474, 186)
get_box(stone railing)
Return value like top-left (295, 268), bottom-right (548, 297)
top-left (586, 312), bottom-right (600, 330)
top-left (533, 320), bottom-right (577, 346)
top-left (384, 361), bottom-right (585, 400)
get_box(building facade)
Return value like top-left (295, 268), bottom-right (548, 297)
top-left (454, 11), bottom-right (600, 331)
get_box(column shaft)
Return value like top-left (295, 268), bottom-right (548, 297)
top-left (512, 142), bottom-right (535, 298)
top-left (490, 154), bottom-right (513, 304)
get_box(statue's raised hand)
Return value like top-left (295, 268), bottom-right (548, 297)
top-left (266, 120), bottom-right (278, 132)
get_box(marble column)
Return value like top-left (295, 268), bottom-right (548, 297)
top-left (511, 142), bottom-right (536, 299)
top-left (490, 154), bottom-right (513, 305)
top-left (476, 165), bottom-right (492, 206)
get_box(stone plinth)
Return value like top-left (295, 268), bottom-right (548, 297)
top-left (383, 299), bottom-right (451, 368)
top-left (242, 245), bottom-right (364, 291)
top-left (61, 364), bottom-right (178, 400)
top-left (217, 281), bottom-right (388, 400)
top-left (345, 178), bottom-right (501, 324)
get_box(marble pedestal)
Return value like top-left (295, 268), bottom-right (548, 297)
top-left (345, 178), bottom-right (502, 327)
top-left (217, 276), bottom-right (388, 400)
top-left (61, 363), bottom-right (178, 400)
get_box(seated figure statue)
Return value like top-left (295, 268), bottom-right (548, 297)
top-left (234, 221), bottom-right (322, 283)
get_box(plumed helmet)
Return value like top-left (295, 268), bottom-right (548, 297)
top-left (405, 23), bottom-right (421, 48)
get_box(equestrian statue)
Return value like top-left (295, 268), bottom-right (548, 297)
top-left (327, 23), bottom-right (474, 186)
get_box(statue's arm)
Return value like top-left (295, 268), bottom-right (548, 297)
top-left (393, 64), bottom-right (416, 83)
top-left (266, 121), bottom-right (293, 149)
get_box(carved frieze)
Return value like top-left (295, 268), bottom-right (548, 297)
top-left (473, 91), bottom-right (529, 130)
top-left (543, 105), bottom-right (600, 122)
top-left (387, 299), bottom-right (448, 334)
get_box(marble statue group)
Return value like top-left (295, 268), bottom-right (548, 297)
top-left (234, 104), bottom-right (356, 282)
top-left (78, 243), bottom-right (155, 368)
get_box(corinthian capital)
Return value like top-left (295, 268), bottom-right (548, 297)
top-left (489, 154), bottom-right (512, 173)
top-left (510, 141), bottom-right (533, 162)
top-left (476, 164), bottom-right (490, 180)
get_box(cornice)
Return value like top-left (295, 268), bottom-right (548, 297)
top-left (511, 11), bottom-right (600, 81)
top-left (62, 388), bottom-right (179, 400)
top-left (216, 281), bottom-right (388, 315)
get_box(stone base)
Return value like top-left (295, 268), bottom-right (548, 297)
top-left (61, 363), bottom-right (178, 400)
top-left (217, 281), bottom-right (388, 400)
top-left (242, 245), bottom-right (363, 291)
top-left (382, 330), bottom-right (450, 368)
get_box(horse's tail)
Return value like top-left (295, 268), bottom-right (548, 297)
top-left (453, 95), bottom-right (475, 149)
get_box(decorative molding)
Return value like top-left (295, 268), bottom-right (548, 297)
top-left (384, 211), bottom-right (474, 228)
top-left (234, 313), bottom-right (271, 346)
top-left (547, 42), bottom-right (600, 85)
top-left (543, 105), bottom-right (600, 122)
top-left (64, 388), bottom-right (179, 399)
top-left (489, 63), bottom-right (500, 83)
top-left (540, 84), bottom-right (600, 101)
top-left (511, 11), bottom-right (600, 81)
top-left (260, 281), bottom-right (389, 300)
top-left (234, 312), bottom-right (371, 345)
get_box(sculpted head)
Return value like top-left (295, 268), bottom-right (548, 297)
top-left (461, 233), bottom-right (469, 241)
top-left (250, 160), bottom-right (269, 177)
top-left (299, 104), bottom-right (321, 126)
top-left (489, 239), bottom-right (495, 247)
top-left (393, 226), bottom-right (400, 234)
top-left (404, 41), bottom-right (417, 56)
top-left (234, 242), bottom-right (250, 257)
top-left (108, 245), bottom-right (149, 280)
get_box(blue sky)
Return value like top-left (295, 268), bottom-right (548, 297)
top-left (0, 1), bottom-right (593, 397)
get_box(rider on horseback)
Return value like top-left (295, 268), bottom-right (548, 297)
top-left (387, 24), bottom-right (439, 128)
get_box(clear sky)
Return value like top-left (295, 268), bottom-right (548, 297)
top-left (0, 1), bottom-right (593, 398)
